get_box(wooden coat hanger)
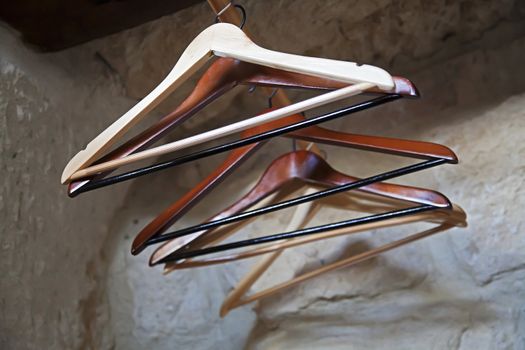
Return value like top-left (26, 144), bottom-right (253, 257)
top-left (149, 146), bottom-right (455, 262)
top-left (67, 57), bottom-right (417, 196)
top-left (61, 23), bottom-right (396, 184)
top-left (69, 94), bottom-right (414, 195)
top-left (165, 195), bottom-right (466, 269)
top-left (162, 186), bottom-right (465, 316)
top-left (159, 185), bottom-right (465, 317)
top-left (65, 82), bottom-right (373, 181)
top-left (131, 111), bottom-right (456, 255)
top-left (149, 150), bottom-right (452, 265)
top-left (136, 121), bottom-right (456, 256)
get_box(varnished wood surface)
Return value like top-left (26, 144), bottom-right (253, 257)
top-left (132, 105), bottom-right (457, 256)
top-left (147, 149), bottom-right (453, 262)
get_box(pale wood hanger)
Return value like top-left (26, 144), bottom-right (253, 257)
top-left (67, 57), bottom-right (418, 196)
top-left (219, 211), bottom-right (465, 316)
top-left (161, 185), bottom-right (465, 317)
top-left (62, 23), bottom-right (395, 183)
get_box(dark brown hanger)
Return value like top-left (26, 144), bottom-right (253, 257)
top-left (150, 149), bottom-right (451, 265)
top-left (131, 105), bottom-right (456, 255)
top-left (68, 57), bottom-right (418, 196)
top-left (152, 151), bottom-right (451, 263)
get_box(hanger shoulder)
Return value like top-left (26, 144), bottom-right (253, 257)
top-left (212, 24), bottom-right (394, 90)
top-left (151, 150), bottom-right (453, 263)
top-left (149, 173), bottom-right (288, 265)
top-left (132, 142), bottom-right (260, 255)
top-left (138, 114), bottom-right (305, 258)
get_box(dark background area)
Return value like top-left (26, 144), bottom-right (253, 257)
top-left (0, 0), bottom-right (203, 50)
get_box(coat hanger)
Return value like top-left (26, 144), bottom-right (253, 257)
top-left (61, 23), bottom-right (396, 184)
top-left (163, 193), bottom-right (466, 269)
top-left (130, 110), bottom-right (456, 255)
top-left (218, 207), bottom-right (466, 316)
top-left (149, 150), bottom-right (452, 265)
top-left (161, 187), bottom-right (465, 317)
top-left (159, 185), bottom-right (465, 317)
top-left (65, 82), bottom-right (374, 181)
top-left (70, 94), bottom-right (410, 195)
top-left (135, 123), bottom-right (456, 256)
top-left (151, 150), bottom-right (454, 262)
top-left (67, 57), bottom-right (417, 196)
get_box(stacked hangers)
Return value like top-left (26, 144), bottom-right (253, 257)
top-left (62, 8), bottom-right (466, 317)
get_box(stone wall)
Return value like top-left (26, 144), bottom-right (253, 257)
top-left (1, 1), bottom-right (524, 349)
top-left (0, 24), bottom-right (135, 349)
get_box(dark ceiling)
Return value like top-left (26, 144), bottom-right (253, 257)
top-left (0, 0), bottom-right (203, 51)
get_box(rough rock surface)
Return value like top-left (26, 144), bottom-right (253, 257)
top-left (0, 25), bottom-right (135, 349)
top-left (1, 0), bottom-right (525, 349)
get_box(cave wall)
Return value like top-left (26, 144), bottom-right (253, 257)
top-left (1, 1), bottom-right (525, 349)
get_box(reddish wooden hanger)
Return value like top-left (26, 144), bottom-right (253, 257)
top-left (149, 149), bottom-right (452, 265)
top-left (132, 106), bottom-right (456, 255)
top-left (68, 57), bottom-right (418, 196)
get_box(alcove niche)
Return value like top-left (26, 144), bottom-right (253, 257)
top-left (1, 1), bottom-right (524, 349)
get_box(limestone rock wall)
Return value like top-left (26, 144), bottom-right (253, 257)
top-left (1, 1), bottom-right (525, 349)
top-left (0, 25), bottom-right (135, 349)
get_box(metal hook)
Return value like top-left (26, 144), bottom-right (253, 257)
top-left (267, 88), bottom-right (278, 108)
top-left (214, 3), bottom-right (247, 29)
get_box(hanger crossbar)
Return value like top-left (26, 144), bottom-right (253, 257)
top-left (147, 158), bottom-right (448, 247)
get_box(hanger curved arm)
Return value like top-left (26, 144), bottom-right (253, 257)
top-left (62, 23), bottom-right (394, 183)
top-left (137, 153), bottom-right (448, 256)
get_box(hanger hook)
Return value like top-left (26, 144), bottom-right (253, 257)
top-left (214, 3), bottom-right (247, 29)
top-left (267, 88), bottom-right (278, 108)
